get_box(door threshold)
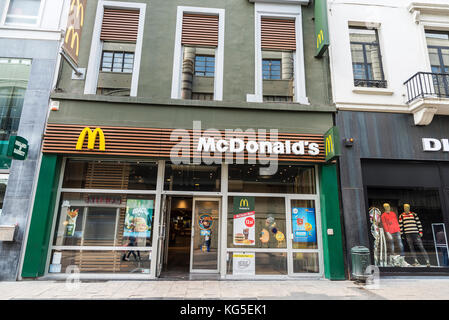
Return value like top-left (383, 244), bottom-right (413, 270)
top-left (158, 272), bottom-right (221, 281)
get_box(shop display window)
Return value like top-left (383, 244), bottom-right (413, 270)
top-left (62, 159), bottom-right (158, 190)
top-left (228, 164), bottom-right (315, 194)
top-left (291, 200), bottom-right (318, 250)
top-left (368, 188), bottom-right (449, 268)
top-left (227, 197), bottom-right (286, 249)
top-left (164, 163), bottom-right (221, 192)
top-left (293, 253), bottom-right (319, 273)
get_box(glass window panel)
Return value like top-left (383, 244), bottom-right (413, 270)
top-left (227, 197), bottom-right (286, 249)
top-left (293, 252), bottom-right (319, 273)
top-left (0, 173), bottom-right (8, 215)
top-left (229, 164), bottom-right (316, 194)
top-left (5, 0), bottom-right (41, 25)
top-left (196, 56), bottom-right (205, 61)
top-left (49, 250), bottom-right (151, 274)
top-left (52, 192), bottom-right (155, 248)
top-left (0, 58), bottom-right (31, 140)
top-left (62, 160), bottom-right (158, 190)
top-left (291, 200), bottom-right (317, 249)
top-left (164, 163), bottom-right (221, 192)
top-left (368, 188), bottom-right (446, 268)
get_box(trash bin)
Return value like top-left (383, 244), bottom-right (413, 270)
top-left (351, 246), bottom-right (371, 280)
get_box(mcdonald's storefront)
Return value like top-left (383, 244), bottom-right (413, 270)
top-left (20, 122), bottom-right (345, 281)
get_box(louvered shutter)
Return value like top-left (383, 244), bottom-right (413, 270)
top-left (181, 13), bottom-right (219, 47)
top-left (100, 8), bottom-right (140, 43)
top-left (261, 18), bottom-right (296, 51)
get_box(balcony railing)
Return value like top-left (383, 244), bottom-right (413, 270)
top-left (354, 79), bottom-right (387, 88)
top-left (404, 72), bottom-right (449, 104)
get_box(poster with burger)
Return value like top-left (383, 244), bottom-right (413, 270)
top-left (233, 197), bottom-right (255, 246)
top-left (124, 199), bottom-right (154, 238)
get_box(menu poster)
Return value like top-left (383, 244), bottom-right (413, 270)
top-left (65, 208), bottom-right (79, 237)
top-left (124, 199), bottom-right (154, 238)
top-left (233, 197), bottom-right (255, 246)
top-left (232, 252), bottom-right (255, 276)
top-left (292, 207), bottom-right (317, 243)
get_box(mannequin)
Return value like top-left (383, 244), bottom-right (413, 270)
top-left (381, 203), bottom-right (405, 263)
top-left (399, 204), bottom-right (430, 267)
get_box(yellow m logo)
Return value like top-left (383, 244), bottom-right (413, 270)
top-left (65, 26), bottom-right (80, 57)
top-left (70, 0), bottom-right (84, 27)
top-left (325, 135), bottom-right (334, 156)
top-left (76, 127), bottom-right (106, 151)
top-left (317, 29), bottom-right (324, 49)
top-left (240, 199), bottom-right (249, 207)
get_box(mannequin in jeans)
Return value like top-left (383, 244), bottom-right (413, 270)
top-left (399, 204), bottom-right (430, 267)
top-left (381, 203), bottom-right (405, 264)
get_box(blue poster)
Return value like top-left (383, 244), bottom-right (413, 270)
top-left (292, 208), bottom-right (316, 243)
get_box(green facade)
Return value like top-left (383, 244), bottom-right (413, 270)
top-left (21, 0), bottom-right (346, 279)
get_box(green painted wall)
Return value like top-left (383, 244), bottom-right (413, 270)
top-left (21, 154), bottom-right (61, 278)
top-left (319, 163), bottom-right (346, 280)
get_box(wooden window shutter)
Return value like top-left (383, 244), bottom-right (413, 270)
top-left (100, 8), bottom-right (140, 43)
top-left (182, 13), bottom-right (219, 47)
top-left (261, 18), bottom-right (296, 51)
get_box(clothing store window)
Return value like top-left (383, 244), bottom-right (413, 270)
top-left (368, 188), bottom-right (448, 268)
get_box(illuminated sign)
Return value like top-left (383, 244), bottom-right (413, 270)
top-left (76, 127), bottom-right (106, 151)
top-left (324, 126), bottom-right (340, 162)
top-left (62, 0), bottom-right (86, 65)
top-left (315, 0), bottom-right (330, 57)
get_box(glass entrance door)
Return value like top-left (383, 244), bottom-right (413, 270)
top-left (156, 195), bottom-right (171, 277)
top-left (190, 198), bottom-right (221, 273)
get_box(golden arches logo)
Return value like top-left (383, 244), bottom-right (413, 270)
top-left (317, 29), bottom-right (324, 49)
top-left (325, 134), bottom-right (334, 156)
top-left (70, 0), bottom-right (84, 27)
top-left (76, 127), bottom-right (106, 151)
top-left (240, 199), bottom-right (249, 207)
top-left (65, 26), bottom-right (80, 57)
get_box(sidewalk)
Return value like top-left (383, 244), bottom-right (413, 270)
top-left (0, 278), bottom-right (449, 300)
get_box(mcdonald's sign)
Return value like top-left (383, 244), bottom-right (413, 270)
top-left (62, 0), bottom-right (87, 66)
top-left (234, 197), bottom-right (254, 214)
top-left (76, 127), bottom-right (106, 151)
top-left (314, 0), bottom-right (329, 57)
top-left (324, 126), bottom-right (340, 162)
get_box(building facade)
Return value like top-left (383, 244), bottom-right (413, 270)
top-left (19, 0), bottom-right (345, 281)
top-left (0, 0), bottom-right (70, 280)
top-left (329, 0), bottom-right (449, 276)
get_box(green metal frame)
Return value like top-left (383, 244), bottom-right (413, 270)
top-left (21, 154), bottom-right (61, 278)
top-left (319, 163), bottom-right (346, 280)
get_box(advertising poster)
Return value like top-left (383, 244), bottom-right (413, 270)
top-left (292, 207), bottom-right (316, 243)
top-left (124, 199), bottom-right (154, 238)
top-left (233, 197), bottom-right (255, 246)
top-left (232, 252), bottom-right (255, 276)
top-left (65, 208), bottom-right (79, 237)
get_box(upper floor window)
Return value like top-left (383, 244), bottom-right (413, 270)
top-left (194, 55), bottom-right (215, 77)
top-left (349, 27), bottom-right (387, 88)
top-left (426, 31), bottom-right (449, 74)
top-left (101, 51), bottom-right (134, 73)
top-left (262, 59), bottom-right (281, 80)
top-left (0, 0), bottom-right (42, 26)
top-left (261, 18), bottom-right (295, 102)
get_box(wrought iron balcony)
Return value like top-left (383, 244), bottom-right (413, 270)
top-left (404, 72), bottom-right (449, 104)
top-left (354, 79), bottom-right (388, 89)
top-left (404, 72), bottom-right (449, 125)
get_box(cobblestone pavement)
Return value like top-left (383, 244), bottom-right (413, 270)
top-left (0, 278), bottom-right (448, 300)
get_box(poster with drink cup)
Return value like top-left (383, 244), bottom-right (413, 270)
top-left (233, 211), bottom-right (255, 245)
top-left (233, 197), bottom-right (256, 246)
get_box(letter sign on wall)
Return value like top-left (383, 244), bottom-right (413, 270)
top-left (62, 0), bottom-right (87, 66)
top-left (324, 126), bottom-right (340, 162)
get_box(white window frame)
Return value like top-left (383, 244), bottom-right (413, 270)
top-left (170, 6), bottom-right (225, 101)
top-left (247, 3), bottom-right (309, 105)
top-left (0, 0), bottom-right (45, 27)
top-left (84, 0), bottom-right (146, 97)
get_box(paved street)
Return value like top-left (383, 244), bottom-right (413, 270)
top-left (0, 278), bottom-right (448, 300)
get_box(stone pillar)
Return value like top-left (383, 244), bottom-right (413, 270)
top-left (181, 47), bottom-right (195, 100)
